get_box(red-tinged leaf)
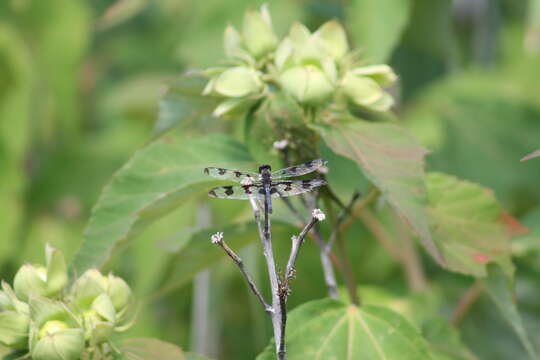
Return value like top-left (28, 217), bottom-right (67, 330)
top-left (498, 212), bottom-right (529, 237)
top-left (312, 120), bottom-right (445, 265)
top-left (426, 172), bottom-right (514, 277)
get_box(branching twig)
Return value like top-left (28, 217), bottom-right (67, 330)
top-left (211, 232), bottom-right (272, 313)
top-left (326, 191), bottom-right (361, 251)
top-left (285, 211), bottom-right (324, 282)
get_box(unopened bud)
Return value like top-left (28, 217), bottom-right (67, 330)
top-left (242, 4), bottom-right (278, 58)
top-left (312, 209), bottom-right (326, 221)
top-left (211, 232), bottom-right (224, 244)
top-left (213, 67), bottom-right (262, 98)
top-left (279, 65), bottom-right (334, 106)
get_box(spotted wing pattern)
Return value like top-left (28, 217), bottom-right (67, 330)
top-left (204, 167), bottom-right (259, 183)
top-left (270, 179), bottom-right (327, 198)
top-left (271, 158), bottom-right (327, 179)
top-left (208, 184), bottom-right (263, 199)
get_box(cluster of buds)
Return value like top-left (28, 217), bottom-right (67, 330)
top-left (202, 4), bottom-right (397, 117)
top-left (0, 245), bottom-right (134, 360)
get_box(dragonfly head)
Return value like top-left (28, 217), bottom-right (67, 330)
top-left (258, 164), bottom-right (272, 175)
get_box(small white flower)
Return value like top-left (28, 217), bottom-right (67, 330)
top-left (211, 232), bottom-right (224, 244)
top-left (241, 177), bottom-right (254, 186)
top-left (312, 209), bottom-right (326, 221)
top-left (273, 139), bottom-right (288, 150)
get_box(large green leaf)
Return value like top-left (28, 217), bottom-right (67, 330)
top-left (116, 338), bottom-right (186, 360)
top-left (313, 120), bottom-right (443, 265)
top-left (160, 220), bottom-right (297, 293)
top-left (404, 71), bottom-right (540, 211)
top-left (71, 134), bottom-right (254, 274)
top-left (347, 0), bottom-right (412, 63)
top-left (152, 75), bottom-right (220, 138)
top-left (483, 264), bottom-right (539, 360)
top-left (425, 172), bottom-right (513, 277)
top-left (257, 299), bottom-right (434, 359)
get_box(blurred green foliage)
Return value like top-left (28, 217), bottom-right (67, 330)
top-left (1, 0), bottom-right (540, 359)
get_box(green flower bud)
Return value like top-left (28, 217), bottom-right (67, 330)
top-left (29, 297), bottom-right (85, 360)
top-left (106, 274), bottom-right (131, 315)
top-left (242, 4), bottom-right (278, 58)
top-left (342, 72), bottom-right (394, 111)
top-left (69, 269), bottom-right (108, 310)
top-left (13, 245), bottom-right (67, 301)
top-left (224, 25), bottom-right (242, 58)
top-left (81, 294), bottom-right (116, 344)
top-left (13, 264), bottom-right (47, 301)
top-left (279, 65), bottom-right (335, 106)
top-left (316, 20), bottom-right (349, 61)
top-left (213, 66), bottom-right (262, 98)
top-left (350, 65), bottom-right (397, 86)
top-left (69, 270), bottom-right (134, 338)
top-left (31, 327), bottom-right (85, 360)
top-left (0, 311), bottom-right (30, 348)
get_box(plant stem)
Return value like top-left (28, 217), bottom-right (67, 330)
top-left (285, 217), bottom-right (319, 281)
top-left (392, 211), bottom-right (427, 292)
top-left (451, 281), bottom-right (483, 326)
top-left (311, 227), bottom-right (339, 299)
top-left (213, 236), bottom-right (272, 313)
top-left (249, 198), bottom-right (286, 360)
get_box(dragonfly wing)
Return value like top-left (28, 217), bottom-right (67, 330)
top-left (270, 179), bottom-right (327, 198)
top-left (204, 167), bottom-right (259, 183)
top-left (208, 185), bottom-right (263, 199)
top-left (271, 158), bottom-right (327, 179)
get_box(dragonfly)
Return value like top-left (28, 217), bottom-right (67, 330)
top-left (204, 158), bottom-right (327, 214)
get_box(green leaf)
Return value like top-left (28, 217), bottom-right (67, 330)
top-left (116, 338), bottom-right (186, 360)
top-left (153, 75), bottom-right (220, 138)
top-left (70, 134), bottom-right (254, 275)
top-left (426, 172), bottom-right (514, 277)
top-left (483, 264), bottom-right (539, 360)
top-left (257, 299), bottom-right (433, 359)
top-left (313, 120), bottom-right (444, 265)
top-left (160, 221), bottom-right (297, 293)
top-left (347, 0), bottom-right (412, 63)
top-left (404, 71), bottom-right (540, 208)
top-left (422, 318), bottom-right (478, 360)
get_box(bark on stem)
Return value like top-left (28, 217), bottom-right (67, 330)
top-left (249, 198), bottom-right (286, 360)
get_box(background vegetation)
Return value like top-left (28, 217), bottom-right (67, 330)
top-left (1, 0), bottom-right (540, 359)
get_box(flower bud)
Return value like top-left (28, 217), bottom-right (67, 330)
top-left (350, 65), bottom-right (397, 86)
top-left (31, 327), bottom-right (85, 360)
top-left (342, 72), bottom-right (394, 111)
top-left (213, 67), bottom-right (262, 98)
top-left (279, 65), bottom-right (334, 106)
top-left (242, 4), bottom-right (278, 58)
top-left (29, 297), bottom-right (85, 360)
top-left (316, 20), bottom-right (349, 61)
top-left (106, 274), bottom-right (131, 314)
top-left (13, 245), bottom-right (67, 301)
top-left (13, 264), bottom-right (47, 301)
top-left (0, 311), bottom-right (30, 348)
